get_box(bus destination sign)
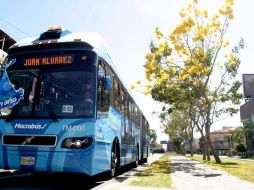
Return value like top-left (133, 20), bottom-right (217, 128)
top-left (23, 55), bottom-right (74, 67)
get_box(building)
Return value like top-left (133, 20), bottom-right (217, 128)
top-left (0, 29), bottom-right (16, 52)
top-left (240, 74), bottom-right (254, 155)
top-left (210, 127), bottom-right (235, 155)
top-left (240, 100), bottom-right (254, 155)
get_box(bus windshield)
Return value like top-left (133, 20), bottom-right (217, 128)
top-left (4, 67), bottom-right (95, 119)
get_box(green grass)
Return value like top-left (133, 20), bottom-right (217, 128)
top-left (187, 154), bottom-right (254, 183)
top-left (128, 153), bottom-right (172, 188)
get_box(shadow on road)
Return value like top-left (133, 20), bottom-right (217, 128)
top-left (0, 172), bottom-right (98, 190)
top-left (0, 164), bottom-right (142, 190)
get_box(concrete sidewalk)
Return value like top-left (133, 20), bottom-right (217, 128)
top-left (95, 154), bottom-right (254, 190)
top-left (170, 155), bottom-right (254, 190)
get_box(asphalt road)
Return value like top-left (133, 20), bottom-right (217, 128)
top-left (0, 171), bottom-right (100, 189)
top-left (0, 164), bottom-right (136, 190)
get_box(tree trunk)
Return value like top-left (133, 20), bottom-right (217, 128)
top-left (190, 129), bottom-right (194, 156)
top-left (206, 137), bottom-right (211, 161)
top-left (203, 142), bottom-right (207, 160)
top-left (202, 152), bottom-right (206, 160)
top-left (182, 141), bottom-right (186, 155)
top-left (206, 125), bottom-right (222, 164)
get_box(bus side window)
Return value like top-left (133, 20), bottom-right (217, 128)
top-left (122, 90), bottom-right (128, 144)
top-left (113, 77), bottom-right (121, 112)
top-left (97, 64), bottom-right (111, 115)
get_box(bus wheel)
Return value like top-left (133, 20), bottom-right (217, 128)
top-left (110, 148), bottom-right (118, 177)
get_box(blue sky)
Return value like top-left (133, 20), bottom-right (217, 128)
top-left (1, 0), bottom-right (253, 140)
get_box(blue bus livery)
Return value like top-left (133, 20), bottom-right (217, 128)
top-left (0, 26), bottom-right (150, 177)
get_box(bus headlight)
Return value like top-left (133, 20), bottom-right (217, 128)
top-left (75, 140), bottom-right (82, 147)
top-left (61, 137), bottom-right (92, 149)
top-left (65, 139), bottom-right (73, 147)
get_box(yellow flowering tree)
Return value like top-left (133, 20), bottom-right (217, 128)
top-left (144, 0), bottom-right (243, 163)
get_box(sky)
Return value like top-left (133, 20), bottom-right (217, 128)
top-left (0, 0), bottom-right (253, 141)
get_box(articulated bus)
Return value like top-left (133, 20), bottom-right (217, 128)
top-left (0, 26), bottom-right (149, 177)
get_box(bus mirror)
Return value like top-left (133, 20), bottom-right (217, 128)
top-left (104, 76), bottom-right (112, 91)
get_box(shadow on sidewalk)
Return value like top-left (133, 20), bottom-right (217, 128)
top-left (170, 158), bottom-right (222, 178)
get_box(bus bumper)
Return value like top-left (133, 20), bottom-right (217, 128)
top-left (0, 149), bottom-right (94, 176)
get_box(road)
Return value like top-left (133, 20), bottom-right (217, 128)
top-left (0, 171), bottom-right (102, 189)
top-left (0, 154), bottom-right (163, 190)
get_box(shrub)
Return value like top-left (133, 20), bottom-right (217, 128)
top-left (236, 144), bottom-right (247, 153)
top-left (152, 147), bottom-right (165, 153)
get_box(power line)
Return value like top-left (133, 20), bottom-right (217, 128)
top-left (0, 17), bottom-right (32, 38)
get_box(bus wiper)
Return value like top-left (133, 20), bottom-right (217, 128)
top-left (45, 104), bottom-right (58, 122)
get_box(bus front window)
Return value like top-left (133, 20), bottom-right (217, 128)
top-left (5, 68), bottom-right (95, 119)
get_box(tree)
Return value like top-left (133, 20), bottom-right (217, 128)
top-left (161, 110), bottom-right (191, 154)
top-left (236, 144), bottom-right (247, 157)
top-left (233, 127), bottom-right (245, 145)
top-left (149, 129), bottom-right (157, 148)
top-left (144, 0), bottom-right (243, 163)
top-left (233, 119), bottom-right (254, 155)
top-left (241, 119), bottom-right (254, 139)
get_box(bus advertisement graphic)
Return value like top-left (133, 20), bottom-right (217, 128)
top-left (0, 58), bottom-right (24, 111)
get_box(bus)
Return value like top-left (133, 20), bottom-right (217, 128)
top-left (0, 26), bottom-right (150, 177)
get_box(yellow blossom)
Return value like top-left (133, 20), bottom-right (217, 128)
top-left (136, 80), bottom-right (142, 85)
top-left (179, 8), bottom-right (186, 17)
top-left (226, 0), bottom-right (234, 6)
top-left (130, 84), bottom-right (136, 90)
top-left (223, 40), bottom-right (230, 47)
top-left (155, 27), bottom-right (163, 39)
top-left (203, 10), bottom-right (208, 18)
top-left (195, 9), bottom-right (201, 17)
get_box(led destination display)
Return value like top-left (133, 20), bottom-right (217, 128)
top-left (7, 51), bottom-right (97, 69)
top-left (23, 55), bottom-right (74, 66)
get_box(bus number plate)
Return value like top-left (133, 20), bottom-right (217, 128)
top-left (20, 156), bottom-right (35, 165)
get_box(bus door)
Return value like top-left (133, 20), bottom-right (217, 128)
top-left (141, 116), bottom-right (145, 160)
top-left (127, 99), bottom-right (133, 162)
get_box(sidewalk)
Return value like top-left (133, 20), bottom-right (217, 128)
top-left (170, 155), bottom-right (254, 190)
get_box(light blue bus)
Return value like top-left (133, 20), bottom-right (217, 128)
top-left (0, 26), bottom-right (150, 177)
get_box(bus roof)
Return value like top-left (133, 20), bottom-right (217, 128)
top-left (11, 28), bottom-right (113, 65)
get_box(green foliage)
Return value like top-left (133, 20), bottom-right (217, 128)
top-left (148, 129), bottom-right (157, 144)
top-left (241, 119), bottom-right (254, 138)
top-left (152, 147), bottom-right (165, 153)
top-left (233, 127), bottom-right (245, 145)
top-left (236, 144), bottom-right (247, 153)
top-left (161, 110), bottom-right (191, 147)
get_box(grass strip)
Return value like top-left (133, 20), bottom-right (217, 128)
top-left (128, 153), bottom-right (171, 188)
top-left (187, 155), bottom-right (254, 183)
